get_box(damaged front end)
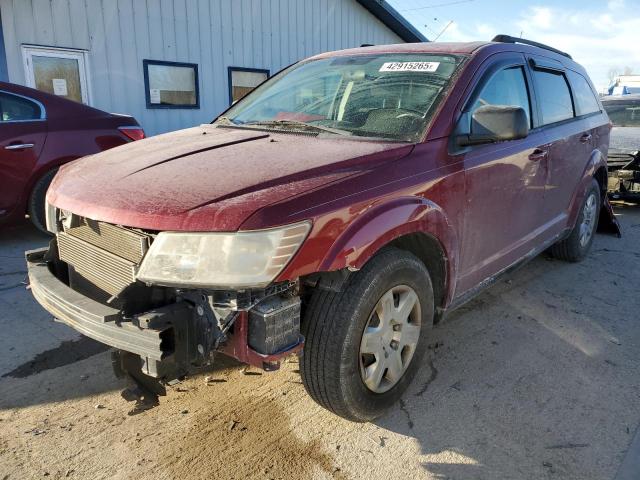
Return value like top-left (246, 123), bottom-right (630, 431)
top-left (26, 214), bottom-right (305, 397)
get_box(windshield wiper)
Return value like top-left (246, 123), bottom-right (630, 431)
top-left (242, 120), bottom-right (352, 136)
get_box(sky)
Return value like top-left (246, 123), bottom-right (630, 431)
top-left (387, 0), bottom-right (640, 92)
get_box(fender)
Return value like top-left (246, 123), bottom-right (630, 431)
top-left (566, 149), bottom-right (621, 237)
top-left (318, 195), bottom-right (459, 305)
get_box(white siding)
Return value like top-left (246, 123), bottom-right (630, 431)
top-left (0, 0), bottom-right (404, 135)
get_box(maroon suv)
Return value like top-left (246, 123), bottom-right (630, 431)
top-left (0, 82), bottom-right (144, 231)
top-left (27, 36), bottom-right (620, 421)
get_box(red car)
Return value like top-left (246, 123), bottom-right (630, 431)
top-left (0, 82), bottom-right (144, 231)
top-left (27, 36), bottom-right (620, 421)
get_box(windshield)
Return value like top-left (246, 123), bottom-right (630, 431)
top-left (218, 53), bottom-right (464, 142)
top-left (604, 99), bottom-right (640, 127)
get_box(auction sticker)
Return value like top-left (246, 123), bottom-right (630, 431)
top-left (379, 62), bottom-right (440, 72)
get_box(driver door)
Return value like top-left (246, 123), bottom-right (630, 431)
top-left (456, 56), bottom-right (551, 295)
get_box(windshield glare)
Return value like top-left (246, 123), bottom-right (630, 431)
top-left (220, 54), bottom-right (463, 142)
top-left (604, 100), bottom-right (640, 127)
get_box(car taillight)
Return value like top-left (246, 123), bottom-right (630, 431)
top-left (118, 126), bottom-right (145, 141)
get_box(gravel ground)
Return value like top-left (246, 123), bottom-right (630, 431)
top-left (0, 206), bottom-right (639, 480)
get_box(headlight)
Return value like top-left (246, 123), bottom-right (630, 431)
top-left (136, 221), bottom-right (311, 288)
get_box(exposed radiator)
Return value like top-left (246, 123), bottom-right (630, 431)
top-left (64, 218), bottom-right (149, 262)
top-left (57, 218), bottom-right (151, 296)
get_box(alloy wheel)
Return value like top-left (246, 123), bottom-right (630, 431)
top-left (359, 285), bottom-right (422, 393)
top-left (579, 192), bottom-right (598, 247)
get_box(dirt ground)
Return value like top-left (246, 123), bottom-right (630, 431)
top-left (1, 206), bottom-right (639, 480)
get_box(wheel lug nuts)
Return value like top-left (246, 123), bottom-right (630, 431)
top-left (390, 340), bottom-right (399, 350)
top-left (393, 325), bottom-right (401, 331)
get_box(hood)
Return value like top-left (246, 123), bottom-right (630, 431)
top-left (49, 125), bottom-right (413, 231)
top-left (609, 126), bottom-right (640, 153)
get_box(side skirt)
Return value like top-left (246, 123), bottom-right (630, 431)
top-left (440, 228), bottom-right (571, 319)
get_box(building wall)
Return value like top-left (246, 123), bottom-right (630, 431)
top-left (0, 0), bottom-right (403, 135)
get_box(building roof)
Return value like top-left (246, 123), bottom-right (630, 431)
top-left (356, 0), bottom-right (428, 43)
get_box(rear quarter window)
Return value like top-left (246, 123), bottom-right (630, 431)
top-left (568, 71), bottom-right (601, 116)
top-left (0, 92), bottom-right (42, 122)
top-left (532, 69), bottom-right (574, 125)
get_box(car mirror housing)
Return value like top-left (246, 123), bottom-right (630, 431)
top-left (457, 105), bottom-right (529, 146)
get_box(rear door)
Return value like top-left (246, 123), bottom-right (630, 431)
top-left (0, 91), bottom-right (47, 217)
top-left (456, 54), bottom-right (551, 294)
top-left (528, 58), bottom-right (602, 228)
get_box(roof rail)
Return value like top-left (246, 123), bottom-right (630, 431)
top-left (491, 34), bottom-right (572, 59)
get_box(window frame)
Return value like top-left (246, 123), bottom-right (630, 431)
top-left (469, 65), bottom-right (534, 128)
top-left (527, 58), bottom-right (576, 128)
top-left (21, 44), bottom-right (92, 105)
top-left (451, 54), bottom-right (537, 154)
top-left (0, 90), bottom-right (46, 123)
top-left (566, 70), bottom-right (602, 119)
top-left (143, 59), bottom-right (200, 110)
top-left (462, 56), bottom-right (537, 123)
top-left (227, 66), bottom-right (270, 106)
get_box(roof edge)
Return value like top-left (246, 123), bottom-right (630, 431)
top-left (356, 0), bottom-right (429, 43)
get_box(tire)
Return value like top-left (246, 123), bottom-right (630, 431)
top-left (550, 178), bottom-right (601, 262)
top-left (27, 169), bottom-right (58, 234)
top-left (300, 248), bottom-right (434, 422)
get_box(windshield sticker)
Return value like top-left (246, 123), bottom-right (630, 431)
top-left (379, 62), bottom-right (440, 73)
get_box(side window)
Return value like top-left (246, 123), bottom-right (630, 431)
top-left (532, 70), bottom-right (574, 125)
top-left (472, 66), bottom-right (531, 126)
top-left (568, 71), bottom-right (601, 116)
top-left (0, 92), bottom-right (42, 122)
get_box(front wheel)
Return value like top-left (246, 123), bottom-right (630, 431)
top-left (550, 178), bottom-right (601, 262)
top-left (300, 248), bottom-right (434, 422)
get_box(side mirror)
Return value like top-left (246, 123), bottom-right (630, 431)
top-left (457, 105), bottom-right (529, 146)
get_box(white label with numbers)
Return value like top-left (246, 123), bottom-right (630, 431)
top-left (379, 62), bottom-right (440, 73)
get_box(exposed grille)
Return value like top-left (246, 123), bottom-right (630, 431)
top-left (57, 218), bottom-right (152, 296)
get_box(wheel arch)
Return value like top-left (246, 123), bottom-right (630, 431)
top-left (565, 149), bottom-right (620, 236)
top-left (316, 196), bottom-right (459, 309)
top-left (593, 164), bottom-right (607, 201)
top-left (25, 165), bottom-right (60, 213)
top-left (22, 153), bottom-right (79, 215)
top-left (386, 232), bottom-right (448, 311)
top-left (566, 149), bottom-right (606, 228)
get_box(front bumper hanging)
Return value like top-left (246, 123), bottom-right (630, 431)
top-left (26, 246), bottom-right (304, 389)
top-left (27, 248), bottom-right (170, 362)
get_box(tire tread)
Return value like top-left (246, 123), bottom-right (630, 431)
top-left (300, 248), bottom-right (434, 421)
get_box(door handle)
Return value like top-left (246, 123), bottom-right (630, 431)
top-left (528, 149), bottom-right (548, 161)
top-left (5, 143), bottom-right (35, 150)
top-left (580, 133), bottom-right (592, 143)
